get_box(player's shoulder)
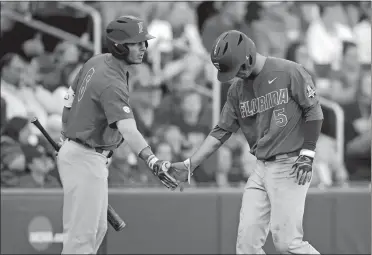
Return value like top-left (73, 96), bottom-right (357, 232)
top-left (266, 57), bottom-right (310, 79)
top-left (80, 54), bottom-right (127, 92)
top-left (82, 53), bottom-right (106, 66)
top-left (78, 54), bottom-right (106, 77)
top-left (268, 57), bottom-right (302, 72)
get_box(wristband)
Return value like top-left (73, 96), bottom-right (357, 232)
top-left (300, 149), bottom-right (315, 158)
top-left (147, 155), bottom-right (159, 170)
top-left (183, 158), bottom-right (192, 184)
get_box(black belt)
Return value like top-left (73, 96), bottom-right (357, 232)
top-left (67, 138), bottom-right (113, 158)
top-left (265, 151), bottom-right (300, 162)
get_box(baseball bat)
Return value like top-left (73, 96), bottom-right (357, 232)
top-left (30, 117), bottom-right (126, 231)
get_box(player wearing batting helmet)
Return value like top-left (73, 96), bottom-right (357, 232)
top-left (168, 30), bottom-right (323, 254)
top-left (58, 16), bottom-right (179, 254)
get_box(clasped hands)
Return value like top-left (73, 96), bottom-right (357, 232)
top-left (149, 156), bottom-right (192, 191)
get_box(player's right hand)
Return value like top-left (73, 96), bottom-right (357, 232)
top-left (148, 157), bottom-right (179, 190)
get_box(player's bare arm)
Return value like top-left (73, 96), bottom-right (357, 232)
top-left (169, 123), bottom-right (233, 184)
top-left (116, 118), bottom-right (178, 189)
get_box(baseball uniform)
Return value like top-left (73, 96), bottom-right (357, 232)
top-left (58, 53), bottom-right (133, 254)
top-left (217, 57), bottom-right (323, 254)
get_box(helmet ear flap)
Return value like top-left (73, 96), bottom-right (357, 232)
top-left (246, 55), bottom-right (254, 67)
top-left (115, 43), bottom-right (129, 55)
top-left (107, 41), bottom-right (129, 60)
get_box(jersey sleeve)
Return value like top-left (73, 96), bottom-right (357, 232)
top-left (71, 67), bottom-right (83, 92)
top-left (99, 84), bottom-right (134, 128)
top-left (290, 66), bottom-right (319, 108)
top-left (217, 86), bottom-right (240, 133)
top-left (290, 66), bottom-right (323, 120)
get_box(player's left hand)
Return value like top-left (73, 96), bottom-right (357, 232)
top-left (167, 160), bottom-right (193, 191)
top-left (290, 155), bottom-right (313, 185)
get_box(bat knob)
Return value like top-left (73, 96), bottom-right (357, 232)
top-left (30, 117), bottom-right (38, 123)
top-left (116, 222), bottom-right (126, 231)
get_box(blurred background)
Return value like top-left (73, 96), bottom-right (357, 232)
top-left (0, 1), bottom-right (370, 254)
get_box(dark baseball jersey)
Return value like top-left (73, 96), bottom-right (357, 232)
top-left (218, 57), bottom-right (323, 160)
top-left (64, 54), bottom-right (134, 150)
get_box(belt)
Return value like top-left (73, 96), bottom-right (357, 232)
top-left (67, 138), bottom-right (113, 158)
top-left (265, 151), bottom-right (300, 162)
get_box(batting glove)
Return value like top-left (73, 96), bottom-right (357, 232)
top-left (147, 155), bottom-right (179, 190)
top-left (290, 153), bottom-right (314, 185)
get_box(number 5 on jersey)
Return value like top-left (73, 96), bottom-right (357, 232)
top-left (273, 108), bottom-right (288, 127)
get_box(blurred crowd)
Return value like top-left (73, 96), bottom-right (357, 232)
top-left (1, 1), bottom-right (370, 189)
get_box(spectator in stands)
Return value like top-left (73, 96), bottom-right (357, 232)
top-left (32, 54), bottom-right (68, 116)
top-left (168, 3), bottom-right (207, 57)
top-left (252, 2), bottom-right (295, 58)
top-left (292, 2), bottom-right (319, 39)
top-left (155, 73), bottom-right (213, 128)
top-left (353, 1), bottom-right (371, 68)
top-left (0, 53), bottom-right (28, 121)
top-left (201, 1), bottom-right (249, 53)
top-left (285, 40), bottom-right (315, 77)
top-left (345, 70), bottom-right (371, 180)
top-left (306, 3), bottom-right (354, 71)
top-left (0, 53), bottom-right (50, 132)
top-left (328, 41), bottom-right (361, 105)
top-left (18, 144), bottom-right (60, 188)
top-left (0, 117), bottom-right (30, 187)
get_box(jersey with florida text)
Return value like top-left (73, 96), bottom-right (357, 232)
top-left (218, 57), bottom-right (323, 160)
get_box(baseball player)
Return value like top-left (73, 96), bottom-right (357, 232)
top-left (169, 30), bottom-right (323, 254)
top-left (58, 16), bottom-right (178, 254)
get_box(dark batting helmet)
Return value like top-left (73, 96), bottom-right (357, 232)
top-left (106, 16), bottom-right (155, 60)
top-left (210, 30), bottom-right (257, 82)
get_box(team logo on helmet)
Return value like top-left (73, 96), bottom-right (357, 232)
top-left (213, 62), bottom-right (221, 71)
top-left (138, 22), bottom-right (143, 33)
